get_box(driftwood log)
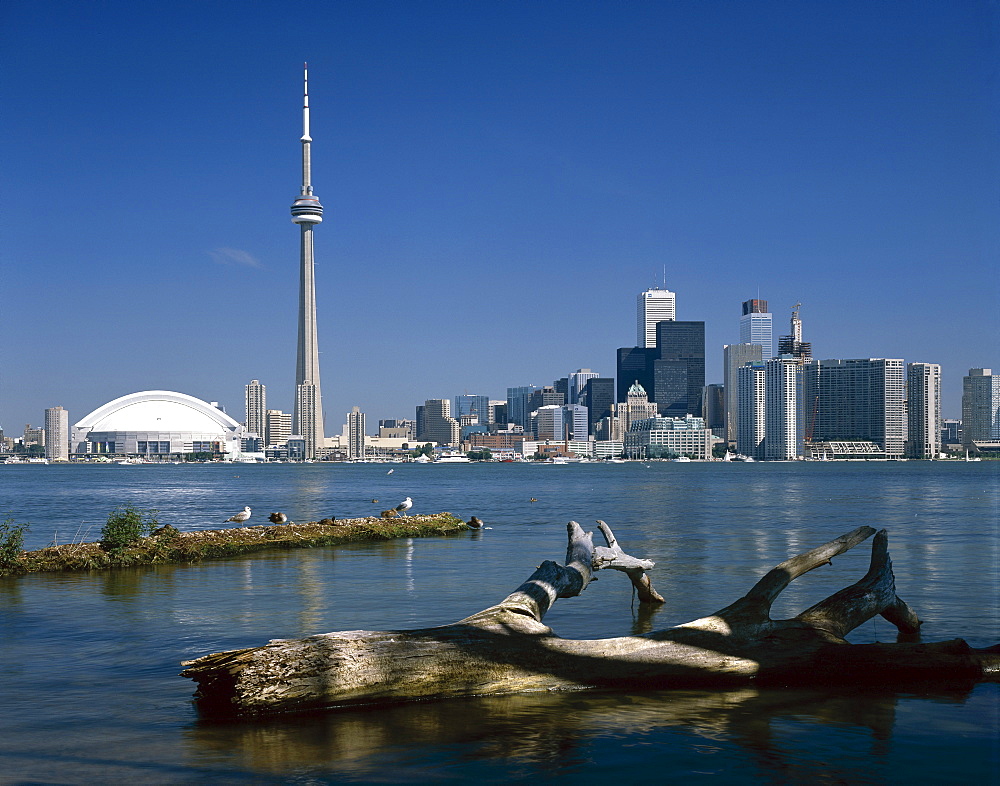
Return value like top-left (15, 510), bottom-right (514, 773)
top-left (182, 522), bottom-right (999, 717)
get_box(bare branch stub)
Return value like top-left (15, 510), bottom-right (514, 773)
top-left (593, 520), bottom-right (664, 604)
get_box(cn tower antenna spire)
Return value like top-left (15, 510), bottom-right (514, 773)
top-left (301, 63), bottom-right (313, 195)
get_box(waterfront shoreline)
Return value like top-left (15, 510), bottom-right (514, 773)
top-left (1, 513), bottom-right (467, 577)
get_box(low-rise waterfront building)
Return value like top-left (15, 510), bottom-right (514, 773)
top-left (624, 415), bottom-right (712, 460)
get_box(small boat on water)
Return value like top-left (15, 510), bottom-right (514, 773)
top-left (436, 454), bottom-right (471, 463)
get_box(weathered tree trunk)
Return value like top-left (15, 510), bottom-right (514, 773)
top-left (182, 522), bottom-right (999, 717)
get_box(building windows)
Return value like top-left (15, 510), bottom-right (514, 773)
top-left (137, 441), bottom-right (170, 454)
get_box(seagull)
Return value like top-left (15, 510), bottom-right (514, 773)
top-left (387, 469), bottom-right (394, 475)
top-left (395, 497), bottom-right (413, 517)
top-left (226, 506), bottom-right (251, 524)
top-left (268, 512), bottom-right (288, 525)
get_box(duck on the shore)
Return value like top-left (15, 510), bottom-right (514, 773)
top-left (225, 506), bottom-right (251, 524)
top-left (268, 512), bottom-right (288, 525)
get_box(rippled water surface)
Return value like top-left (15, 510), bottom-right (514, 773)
top-left (1, 461), bottom-right (997, 783)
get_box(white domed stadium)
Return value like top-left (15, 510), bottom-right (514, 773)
top-left (72, 391), bottom-right (246, 459)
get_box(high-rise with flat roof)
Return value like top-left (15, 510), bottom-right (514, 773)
top-left (740, 299), bottom-right (773, 359)
top-left (582, 378), bottom-right (615, 436)
top-left (906, 363), bottom-right (941, 459)
top-left (506, 386), bottom-right (538, 431)
top-left (803, 359), bottom-right (905, 457)
top-left (568, 369), bottom-right (600, 405)
top-left (653, 321), bottom-right (705, 418)
top-left (418, 399), bottom-right (460, 446)
top-left (961, 368), bottom-right (1000, 450)
top-left (346, 406), bottom-right (365, 459)
top-left (637, 288), bottom-right (676, 348)
top-left (723, 343), bottom-right (763, 445)
top-left (44, 406), bottom-right (68, 461)
top-left (266, 409), bottom-right (292, 446)
top-left (764, 357), bottom-right (802, 460)
top-left (737, 362), bottom-right (766, 459)
top-left (244, 380), bottom-right (266, 441)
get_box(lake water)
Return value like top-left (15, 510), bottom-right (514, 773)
top-left (1, 461), bottom-right (997, 783)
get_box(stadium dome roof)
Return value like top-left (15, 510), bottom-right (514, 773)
top-left (74, 391), bottom-right (243, 434)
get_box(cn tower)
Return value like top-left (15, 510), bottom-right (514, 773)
top-left (290, 64), bottom-right (325, 458)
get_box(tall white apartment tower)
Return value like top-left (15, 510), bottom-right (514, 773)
top-left (637, 288), bottom-right (676, 348)
top-left (764, 356), bottom-right (801, 460)
top-left (346, 406), bottom-right (366, 460)
top-left (906, 363), bottom-right (941, 459)
top-left (244, 380), bottom-right (267, 440)
top-left (291, 65), bottom-right (325, 458)
top-left (736, 363), bottom-right (766, 459)
top-left (44, 406), bottom-right (69, 461)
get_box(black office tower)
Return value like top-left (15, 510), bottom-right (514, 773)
top-left (616, 347), bottom-right (656, 403)
top-left (654, 321), bottom-right (705, 417)
top-left (583, 378), bottom-right (615, 436)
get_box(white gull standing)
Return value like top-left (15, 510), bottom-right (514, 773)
top-left (394, 497), bottom-right (413, 517)
top-left (225, 506), bottom-right (252, 524)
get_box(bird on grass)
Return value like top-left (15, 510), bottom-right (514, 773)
top-left (268, 512), bottom-right (288, 525)
top-left (226, 506), bottom-right (251, 524)
top-left (395, 497), bottom-right (413, 517)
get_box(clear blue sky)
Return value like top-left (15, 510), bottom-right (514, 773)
top-left (2, 0), bottom-right (996, 433)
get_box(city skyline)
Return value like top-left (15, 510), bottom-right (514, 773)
top-left (2, 1), bottom-right (996, 431)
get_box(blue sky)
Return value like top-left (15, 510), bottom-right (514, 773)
top-left (2, 0), bottom-right (996, 433)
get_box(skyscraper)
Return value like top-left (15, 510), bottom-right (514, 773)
top-left (506, 386), bottom-right (538, 431)
top-left (653, 320), bottom-right (705, 417)
top-left (803, 359), bottom-right (905, 457)
top-left (418, 399), bottom-right (460, 446)
top-left (346, 406), bottom-right (365, 460)
top-left (244, 380), bottom-right (266, 440)
top-left (637, 288), bottom-right (676, 348)
top-left (961, 368), bottom-right (1000, 450)
top-left (906, 363), bottom-right (941, 459)
top-left (290, 65), bottom-right (325, 459)
top-left (764, 356), bottom-right (802, 460)
top-left (723, 343), bottom-right (763, 445)
top-left (582, 378), bottom-right (615, 436)
top-left (44, 406), bottom-right (68, 461)
top-left (740, 299), bottom-right (773, 359)
top-left (266, 409), bottom-right (292, 446)
top-left (567, 369), bottom-right (600, 405)
top-left (453, 394), bottom-right (491, 425)
top-left (737, 362), bottom-right (766, 459)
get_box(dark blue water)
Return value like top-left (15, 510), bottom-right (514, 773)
top-left (1, 461), bottom-right (997, 782)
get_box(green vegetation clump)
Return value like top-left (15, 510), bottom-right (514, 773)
top-left (0, 517), bottom-right (29, 567)
top-left (100, 505), bottom-right (160, 552)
